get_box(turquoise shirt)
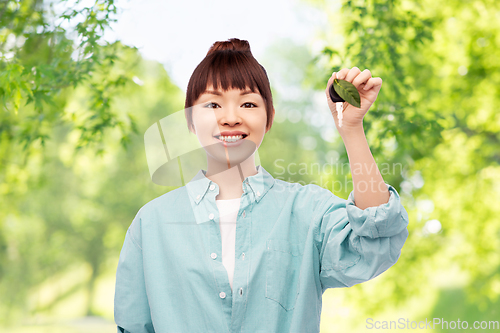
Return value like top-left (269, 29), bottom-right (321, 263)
top-left (114, 165), bottom-right (409, 333)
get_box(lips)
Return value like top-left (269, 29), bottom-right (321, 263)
top-left (213, 130), bottom-right (248, 138)
top-left (213, 135), bottom-right (246, 147)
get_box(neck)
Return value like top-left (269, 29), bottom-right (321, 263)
top-left (205, 154), bottom-right (258, 200)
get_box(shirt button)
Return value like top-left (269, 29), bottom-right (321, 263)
top-left (256, 191), bottom-right (261, 197)
top-left (209, 184), bottom-right (215, 191)
top-left (211, 253), bottom-right (217, 259)
top-left (219, 291), bottom-right (226, 299)
top-left (239, 288), bottom-right (243, 296)
top-left (209, 213), bottom-right (214, 220)
top-left (196, 194), bottom-right (201, 200)
top-left (242, 252), bottom-right (245, 260)
top-left (242, 210), bottom-right (246, 218)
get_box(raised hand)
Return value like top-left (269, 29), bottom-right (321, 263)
top-left (325, 67), bottom-right (383, 132)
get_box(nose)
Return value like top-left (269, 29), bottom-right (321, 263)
top-left (219, 105), bottom-right (242, 127)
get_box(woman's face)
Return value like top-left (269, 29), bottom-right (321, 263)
top-left (190, 83), bottom-right (273, 167)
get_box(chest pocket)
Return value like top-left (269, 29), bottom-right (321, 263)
top-left (265, 239), bottom-right (304, 311)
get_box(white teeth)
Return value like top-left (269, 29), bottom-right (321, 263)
top-left (218, 135), bottom-right (243, 142)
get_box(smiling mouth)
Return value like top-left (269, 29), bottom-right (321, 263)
top-left (213, 134), bottom-right (248, 143)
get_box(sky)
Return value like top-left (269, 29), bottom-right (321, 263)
top-left (103, 0), bottom-right (329, 92)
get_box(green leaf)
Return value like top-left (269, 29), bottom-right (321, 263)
top-left (333, 79), bottom-right (361, 108)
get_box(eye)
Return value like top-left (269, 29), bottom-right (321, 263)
top-left (204, 102), bottom-right (220, 109)
top-left (242, 102), bottom-right (257, 108)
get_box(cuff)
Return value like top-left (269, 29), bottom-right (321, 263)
top-left (345, 183), bottom-right (409, 238)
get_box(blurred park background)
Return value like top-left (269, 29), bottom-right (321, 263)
top-left (1, 0), bottom-right (499, 332)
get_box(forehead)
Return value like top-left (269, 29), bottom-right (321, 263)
top-left (201, 84), bottom-right (261, 97)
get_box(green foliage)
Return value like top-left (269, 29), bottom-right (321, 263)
top-left (302, 0), bottom-right (500, 321)
top-left (0, 0), bottom-right (137, 156)
top-left (0, 0), bottom-right (185, 325)
top-left (0, 45), bottom-right (185, 325)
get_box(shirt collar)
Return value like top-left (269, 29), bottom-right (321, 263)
top-left (186, 165), bottom-right (275, 205)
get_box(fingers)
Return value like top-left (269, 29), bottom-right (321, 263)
top-left (335, 67), bottom-right (381, 91)
top-left (352, 69), bottom-right (371, 89)
top-left (327, 67), bottom-right (381, 101)
top-left (344, 67), bottom-right (361, 82)
top-left (325, 71), bottom-right (337, 102)
top-left (363, 77), bottom-right (383, 91)
top-left (327, 71), bottom-right (336, 87)
top-left (336, 68), bottom-right (350, 80)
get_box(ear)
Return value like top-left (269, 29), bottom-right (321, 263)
top-left (189, 124), bottom-right (196, 135)
top-left (265, 107), bottom-right (275, 133)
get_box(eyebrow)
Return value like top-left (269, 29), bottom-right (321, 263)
top-left (204, 90), bottom-right (257, 96)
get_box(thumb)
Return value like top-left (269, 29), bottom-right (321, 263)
top-left (325, 72), bottom-right (337, 104)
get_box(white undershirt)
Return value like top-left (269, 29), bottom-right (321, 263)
top-left (215, 198), bottom-right (241, 292)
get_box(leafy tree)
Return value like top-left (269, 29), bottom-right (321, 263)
top-left (0, 43), bottom-right (185, 324)
top-left (300, 0), bottom-right (500, 323)
top-left (0, 0), bottom-right (137, 155)
top-left (0, 0), bottom-right (160, 323)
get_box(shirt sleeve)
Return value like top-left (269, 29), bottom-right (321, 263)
top-left (315, 183), bottom-right (409, 292)
top-left (114, 213), bottom-right (155, 333)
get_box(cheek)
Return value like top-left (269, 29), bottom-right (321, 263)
top-left (253, 111), bottom-right (268, 133)
top-left (192, 109), bottom-right (218, 135)
top-left (245, 107), bottom-right (266, 123)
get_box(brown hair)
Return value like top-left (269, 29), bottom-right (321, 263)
top-left (184, 38), bottom-right (274, 133)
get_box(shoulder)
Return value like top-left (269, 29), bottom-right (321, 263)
top-left (130, 186), bottom-right (191, 229)
top-left (145, 186), bottom-right (188, 211)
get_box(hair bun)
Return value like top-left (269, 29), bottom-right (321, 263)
top-left (206, 38), bottom-right (252, 56)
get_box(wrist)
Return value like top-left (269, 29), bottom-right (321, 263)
top-left (338, 123), bottom-right (365, 139)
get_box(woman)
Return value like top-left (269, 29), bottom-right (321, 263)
top-left (114, 38), bottom-right (409, 333)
